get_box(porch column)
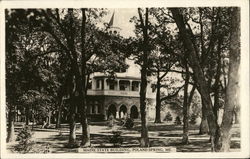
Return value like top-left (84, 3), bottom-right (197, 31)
top-left (104, 109), bottom-right (108, 120)
top-left (127, 106), bottom-right (131, 118)
top-left (92, 78), bottom-right (96, 89)
top-left (116, 111), bottom-right (119, 119)
top-left (98, 79), bottom-right (102, 89)
top-left (104, 78), bottom-right (109, 90)
top-left (117, 79), bottom-right (120, 91)
top-left (129, 80), bottom-right (133, 91)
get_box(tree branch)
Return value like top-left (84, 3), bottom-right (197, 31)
top-left (31, 49), bottom-right (62, 59)
top-left (187, 85), bottom-right (196, 106)
top-left (160, 84), bottom-right (184, 102)
top-left (138, 8), bottom-right (145, 28)
top-left (159, 71), bottom-right (169, 80)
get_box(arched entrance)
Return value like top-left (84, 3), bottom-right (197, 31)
top-left (107, 104), bottom-right (117, 119)
top-left (130, 105), bottom-right (139, 119)
top-left (119, 105), bottom-right (127, 119)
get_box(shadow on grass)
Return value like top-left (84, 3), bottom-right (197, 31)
top-left (132, 124), bottom-right (199, 132)
top-left (9, 122), bottom-right (240, 153)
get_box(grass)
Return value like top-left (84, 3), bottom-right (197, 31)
top-left (7, 121), bottom-right (240, 153)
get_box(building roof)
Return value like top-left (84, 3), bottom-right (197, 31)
top-left (91, 58), bottom-right (142, 80)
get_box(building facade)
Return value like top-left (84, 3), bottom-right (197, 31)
top-left (86, 70), bottom-right (156, 121)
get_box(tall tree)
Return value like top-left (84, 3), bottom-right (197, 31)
top-left (148, 49), bottom-right (179, 123)
top-left (199, 99), bottom-right (209, 134)
top-left (137, 8), bottom-right (150, 147)
top-left (5, 9), bottom-right (61, 141)
top-left (79, 8), bottom-right (90, 147)
top-left (6, 8), bottom-right (128, 146)
top-left (170, 8), bottom-right (219, 151)
top-left (5, 9), bottom-right (19, 142)
top-left (215, 7), bottom-right (240, 152)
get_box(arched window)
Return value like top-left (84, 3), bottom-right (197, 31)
top-left (108, 104), bottom-right (117, 119)
top-left (130, 105), bottom-right (139, 119)
top-left (91, 104), bottom-right (95, 114)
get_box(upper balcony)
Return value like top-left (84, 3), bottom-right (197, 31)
top-left (87, 89), bottom-right (155, 99)
top-left (86, 76), bottom-right (156, 99)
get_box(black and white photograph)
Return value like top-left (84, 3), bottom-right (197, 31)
top-left (0, 0), bottom-right (249, 158)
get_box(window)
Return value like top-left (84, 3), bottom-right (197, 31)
top-left (97, 105), bottom-right (101, 114)
top-left (101, 80), bottom-right (104, 90)
top-left (132, 81), bottom-right (139, 91)
top-left (120, 85), bottom-right (125, 91)
top-left (91, 104), bottom-right (95, 114)
top-left (91, 101), bottom-right (101, 114)
top-left (110, 83), bottom-right (115, 90)
top-left (88, 101), bottom-right (93, 114)
top-left (96, 79), bottom-right (100, 89)
top-left (119, 80), bottom-right (129, 91)
top-left (96, 79), bottom-right (104, 90)
top-left (107, 79), bottom-right (116, 90)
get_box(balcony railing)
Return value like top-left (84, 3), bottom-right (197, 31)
top-left (87, 89), bottom-right (155, 98)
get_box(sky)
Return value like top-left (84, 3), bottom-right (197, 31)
top-left (102, 8), bottom-right (138, 38)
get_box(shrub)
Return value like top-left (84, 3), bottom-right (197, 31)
top-left (164, 112), bottom-right (173, 122)
top-left (109, 131), bottom-right (123, 147)
top-left (189, 113), bottom-right (197, 125)
top-left (174, 116), bottom-right (182, 125)
top-left (147, 116), bottom-right (155, 121)
top-left (14, 126), bottom-right (50, 153)
top-left (117, 119), bottom-right (125, 126)
top-left (108, 115), bottom-right (115, 127)
top-left (124, 118), bottom-right (134, 129)
top-left (14, 126), bottom-right (34, 153)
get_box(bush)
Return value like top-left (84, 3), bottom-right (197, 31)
top-left (174, 116), bottom-right (182, 125)
top-left (109, 131), bottom-right (123, 147)
top-left (189, 113), bottom-right (197, 125)
top-left (124, 118), bottom-right (134, 129)
top-left (14, 126), bottom-right (50, 153)
top-left (14, 126), bottom-right (34, 153)
top-left (108, 115), bottom-right (115, 127)
top-left (147, 116), bottom-right (154, 121)
top-left (164, 112), bottom-right (173, 122)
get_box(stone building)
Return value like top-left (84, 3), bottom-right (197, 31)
top-left (86, 62), bottom-right (156, 121)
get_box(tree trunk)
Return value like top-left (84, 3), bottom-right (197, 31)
top-left (68, 94), bottom-right (77, 147)
top-left (213, 37), bottom-right (223, 122)
top-left (68, 113), bottom-right (77, 146)
top-left (6, 105), bottom-right (16, 143)
top-left (25, 105), bottom-right (29, 125)
top-left (140, 66), bottom-right (149, 147)
top-left (80, 8), bottom-right (90, 147)
top-left (170, 8), bottom-right (219, 151)
top-left (138, 8), bottom-right (149, 147)
top-left (80, 109), bottom-right (90, 147)
top-left (199, 100), bottom-right (209, 134)
top-left (213, 89), bottom-right (219, 121)
top-left (154, 71), bottom-right (161, 123)
top-left (182, 61), bottom-right (190, 144)
top-left (215, 7), bottom-right (240, 152)
top-left (56, 96), bottom-right (63, 128)
top-left (233, 108), bottom-right (240, 124)
top-left (48, 111), bottom-right (51, 126)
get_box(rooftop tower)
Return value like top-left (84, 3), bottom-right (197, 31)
top-left (107, 11), bottom-right (122, 35)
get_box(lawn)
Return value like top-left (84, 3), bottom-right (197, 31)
top-left (6, 121), bottom-right (240, 153)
